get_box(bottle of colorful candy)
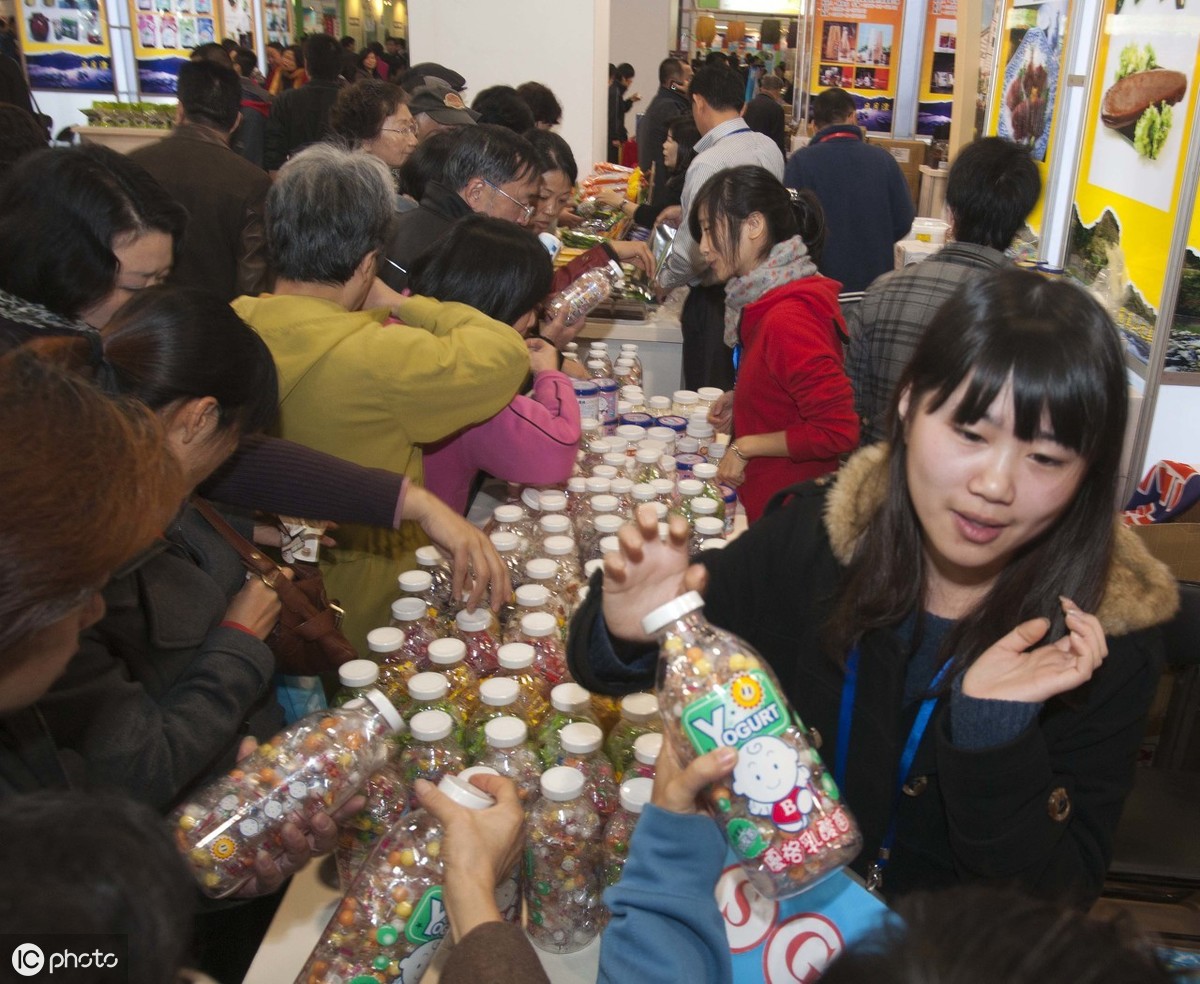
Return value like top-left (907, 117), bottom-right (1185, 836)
top-left (397, 709), bottom-right (466, 799)
top-left (602, 776), bottom-right (652, 887)
top-left (415, 545), bottom-right (456, 618)
top-left (367, 627), bottom-right (416, 706)
top-left (536, 682), bottom-right (600, 768)
top-left (690, 516), bottom-right (726, 554)
top-left (556, 722), bottom-right (618, 817)
top-left (532, 514), bottom-right (572, 558)
top-left (541, 536), bottom-right (583, 612)
top-left (603, 693), bottom-right (662, 780)
top-left (495, 642), bottom-right (551, 728)
top-left (525, 766), bottom-right (605, 953)
top-left (389, 597), bottom-right (440, 666)
top-left (330, 658), bottom-right (382, 707)
top-left (423, 637), bottom-right (479, 722)
top-left (644, 591), bottom-right (862, 899)
top-left (401, 672), bottom-right (464, 740)
top-left (490, 530), bottom-right (528, 590)
top-left (172, 690), bottom-right (404, 898)
top-left (295, 773), bottom-right (496, 984)
top-left (628, 732), bottom-right (662, 781)
top-left (490, 504), bottom-right (534, 559)
top-left (520, 561), bottom-right (568, 635)
top-left (476, 716), bottom-right (542, 806)
top-left (500, 582), bottom-right (556, 645)
top-left (397, 569), bottom-right (441, 622)
top-left (333, 757), bottom-right (408, 890)
top-left (464, 677), bottom-right (526, 761)
top-left (582, 513), bottom-right (624, 565)
top-left (454, 608), bottom-right (500, 677)
top-left (518, 611), bottom-right (568, 686)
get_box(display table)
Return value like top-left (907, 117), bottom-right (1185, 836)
top-left (73, 125), bottom-right (170, 154)
top-left (577, 289), bottom-right (685, 398)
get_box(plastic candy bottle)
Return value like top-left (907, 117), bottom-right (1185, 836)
top-left (520, 560), bottom-right (568, 634)
top-left (519, 611), bottom-right (568, 686)
top-left (423, 637), bottom-right (479, 722)
top-left (619, 343), bottom-right (643, 386)
top-left (490, 530), bottom-right (528, 590)
top-left (397, 569), bottom-right (440, 623)
top-left (603, 692), bottom-right (662, 780)
top-left (671, 389), bottom-right (700, 417)
top-left (401, 672), bottom-right (464, 739)
top-left (602, 776), bottom-right (653, 887)
top-left (692, 463), bottom-right (727, 524)
top-left (524, 766), bottom-right (605, 953)
top-left (331, 658), bottom-right (382, 708)
top-left (454, 608), bottom-right (500, 676)
top-left (464, 677), bottom-right (526, 761)
top-left (366, 627), bottom-right (416, 709)
top-left (476, 716), bottom-right (542, 806)
top-left (628, 732), bottom-right (663, 781)
top-left (535, 682), bottom-right (599, 768)
top-left (644, 591), bottom-right (862, 899)
top-left (542, 536), bottom-right (584, 610)
top-left (690, 516), bottom-right (727, 553)
top-left (415, 545), bottom-right (456, 618)
top-left (389, 597), bottom-right (440, 667)
top-left (500, 582), bottom-right (557, 645)
top-left (333, 757), bottom-right (408, 890)
top-left (296, 774), bottom-right (498, 984)
top-left (546, 266), bottom-right (621, 327)
top-left (533, 514), bottom-right (572, 558)
top-left (397, 709), bottom-right (466, 795)
top-left (673, 479), bottom-right (703, 525)
top-left (494, 642), bottom-right (552, 728)
top-left (583, 513), bottom-right (624, 565)
top-left (556, 721), bottom-right (619, 817)
top-left (172, 690), bottom-right (403, 898)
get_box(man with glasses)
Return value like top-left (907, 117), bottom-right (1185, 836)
top-left (381, 124), bottom-right (541, 292)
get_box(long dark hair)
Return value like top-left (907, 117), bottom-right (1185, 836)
top-left (665, 113), bottom-right (700, 174)
top-left (825, 269), bottom-right (1128, 674)
top-left (688, 164), bottom-right (825, 268)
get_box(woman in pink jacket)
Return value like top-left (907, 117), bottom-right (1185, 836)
top-left (417, 216), bottom-right (581, 513)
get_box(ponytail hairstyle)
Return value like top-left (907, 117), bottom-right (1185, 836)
top-left (688, 164), bottom-right (826, 271)
top-left (825, 269), bottom-right (1128, 677)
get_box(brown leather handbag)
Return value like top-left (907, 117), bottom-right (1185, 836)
top-left (193, 498), bottom-right (358, 675)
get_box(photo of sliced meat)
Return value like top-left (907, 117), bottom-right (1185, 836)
top-left (1102, 68), bottom-right (1187, 128)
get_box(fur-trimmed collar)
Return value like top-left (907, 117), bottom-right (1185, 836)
top-left (822, 445), bottom-right (1179, 636)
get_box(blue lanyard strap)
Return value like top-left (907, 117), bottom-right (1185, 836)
top-left (835, 645), bottom-right (953, 888)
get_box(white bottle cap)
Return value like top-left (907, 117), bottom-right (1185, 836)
top-left (587, 359), bottom-right (606, 370)
top-left (458, 765), bottom-right (500, 782)
top-left (620, 385), bottom-right (643, 401)
top-left (621, 342), bottom-right (638, 352)
top-left (592, 465), bottom-right (619, 480)
top-left (390, 597), bottom-right (426, 623)
top-left (539, 514), bottom-right (571, 536)
top-left (567, 476), bottom-right (588, 493)
top-left (367, 626), bottom-right (405, 654)
top-left (673, 390), bottom-right (699, 406)
top-left (648, 397), bottom-right (672, 413)
top-left (635, 446), bottom-right (662, 464)
top-left (540, 491), bottom-right (567, 513)
top-left (616, 425), bottom-right (647, 442)
top-left (594, 515), bottom-right (624, 536)
top-left (455, 608), bottom-right (492, 632)
top-left (619, 776), bottom-right (653, 814)
top-left (485, 715), bottom-right (529, 749)
top-left (525, 557), bottom-right (558, 581)
top-left (359, 688), bottom-right (405, 733)
top-left (650, 478), bottom-right (676, 497)
top-left (585, 477), bottom-right (612, 495)
top-left (615, 358), bottom-right (634, 371)
top-left (602, 453), bottom-right (628, 471)
top-left (631, 482), bottom-right (656, 502)
top-left (693, 462), bottom-right (718, 481)
top-left (583, 559), bottom-right (604, 578)
top-left (540, 765), bottom-right (586, 802)
top-left (398, 570), bottom-right (433, 594)
top-left (550, 682), bottom-right (591, 712)
top-left (479, 676), bottom-right (519, 707)
top-left (693, 497), bottom-right (720, 517)
top-left (427, 637), bottom-right (467, 666)
top-left (697, 386), bottom-right (724, 402)
top-left (609, 477), bottom-right (634, 497)
top-left (591, 494), bottom-right (619, 514)
top-left (438, 772), bottom-right (495, 810)
top-left (493, 504), bottom-right (525, 525)
top-left (580, 417), bottom-right (600, 434)
top-left (338, 659), bottom-right (380, 689)
top-left (675, 436), bottom-right (700, 455)
top-left (515, 583), bottom-right (550, 608)
top-left (709, 442), bottom-right (728, 460)
top-left (415, 545), bottom-right (445, 568)
top-left (699, 538), bottom-right (729, 551)
top-left (634, 732), bottom-right (663, 766)
top-left (641, 591), bottom-right (705, 635)
top-left (587, 439), bottom-right (612, 456)
top-left (599, 535), bottom-right (621, 556)
top-left (407, 671), bottom-right (450, 701)
top-left (520, 611), bottom-right (557, 638)
top-left (490, 531), bottom-right (519, 553)
top-left (620, 692), bottom-right (659, 722)
top-left (521, 487), bottom-right (542, 512)
top-left (497, 642), bottom-right (535, 670)
top-left (542, 535), bottom-right (576, 557)
top-left (559, 721), bottom-right (603, 755)
top-left (410, 708), bottom-right (454, 742)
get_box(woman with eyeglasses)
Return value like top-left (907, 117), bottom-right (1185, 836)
top-left (329, 79), bottom-right (419, 173)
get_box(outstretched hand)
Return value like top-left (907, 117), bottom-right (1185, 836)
top-left (404, 486), bottom-right (510, 611)
top-left (652, 739), bottom-right (737, 816)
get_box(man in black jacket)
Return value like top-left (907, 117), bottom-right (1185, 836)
top-left (636, 57), bottom-right (691, 206)
top-left (263, 32), bottom-right (342, 172)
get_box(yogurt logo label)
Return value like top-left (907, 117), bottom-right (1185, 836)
top-left (404, 886), bottom-right (448, 946)
top-left (682, 670), bottom-right (788, 753)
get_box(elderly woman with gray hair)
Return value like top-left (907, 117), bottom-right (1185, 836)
top-left (233, 143), bottom-right (531, 649)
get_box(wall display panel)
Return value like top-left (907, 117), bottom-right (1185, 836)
top-left (917, 0), bottom-right (957, 134)
top-left (15, 0), bottom-right (114, 91)
top-left (809, 0), bottom-right (905, 133)
top-left (128, 0), bottom-right (222, 93)
top-left (262, 0), bottom-right (291, 45)
top-left (222, 0), bottom-right (252, 46)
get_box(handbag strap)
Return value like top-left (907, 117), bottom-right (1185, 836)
top-left (191, 498), bottom-right (279, 581)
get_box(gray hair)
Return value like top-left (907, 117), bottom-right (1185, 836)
top-left (267, 142), bottom-right (395, 284)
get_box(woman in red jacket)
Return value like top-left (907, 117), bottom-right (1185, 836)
top-left (694, 165), bottom-right (859, 522)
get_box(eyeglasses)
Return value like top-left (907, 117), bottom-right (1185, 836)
top-left (484, 179), bottom-right (535, 223)
top-left (382, 122), bottom-right (418, 138)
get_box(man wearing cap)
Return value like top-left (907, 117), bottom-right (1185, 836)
top-left (381, 124), bottom-right (540, 292)
top-left (408, 77), bottom-right (479, 142)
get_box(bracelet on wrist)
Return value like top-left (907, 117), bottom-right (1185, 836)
top-left (728, 443), bottom-right (748, 462)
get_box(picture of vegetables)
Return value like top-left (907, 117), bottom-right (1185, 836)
top-left (1134, 102), bottom-right (1172, 159)
top-left (1116, 42), bottom-right (1158, 81)
top-left (1101, 43), bottom-right (1186, 160)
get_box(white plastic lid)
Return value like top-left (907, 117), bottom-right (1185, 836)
top-left (520, 487), bottom-right (542, 512)
top-left (540, 491), bottom-right (567, 513)
top-left (367, 626), bottom-right (405, 654)
top-left (559, 721), bottom-right (603, 754)
top-left (497, 642), bottom-right (535, 670)
top-left (589, 340), bottom-right (609, 351)
top-left (542, 535), bottom-right (576, 557)
top-left (673, 390), bottom-right (699, 405)
top-left (551, 681), bottom-right (591, 712)
top-left (602, 453), bottom-right (628, 470)
top-left (415, 546), bottom-right (444, 568)
top-left (587, 439), bottom-right (611, 456)
top-left (390, 597), bottom-right (426, 622)
top-left (479, 676), bottom-right (520, 706)
top-left (635, 446), bottom-right (662, 464)
top-left (592, 465), bottom-right (618, 480)
top-left (693, 462), bottom-right (718, 480)
top-left (515, 583), bottom-right (550, 608)
top-left (359, 688), bottom-right (405, 733)
top-left (591, 494), bottom-right (619, 513)
top-left (615, 356), bottom-right (635, 367)
top-left (521, 611), bottom-right (557, 638)
top-left (659, 456), bottom-right (677, 475)
top-left (709, 443), bottom-right (727, 460)
top-left (607, 437), bottom-right (630, 455)
top-left (484, 715), bottom-right (528, 748)
top-left (620, 692), bottom-right (659, 722)
top-left (694, 516), bottom-right (725, 536)
top-left (631, 482), bottom-right (656, 502)
top-left (619, 776), bottom-right (653, 814)
top-left (427, 637), bottom-right (467, 666)
top-left (493, 504), bottom-right (526, 525)
top-left (539, 514), bottom-right (571, 536)
top-left (525, 558), bottom-right (558, 581)
top-left (407, 671), bottom-right (450, 701)
top-left (459, 765), bottom-right (500, 782)
top-left (620, 342), bottom-right (638, 352)
top-left (587, 359), bottom-right (606, 369)
top-left (678, 479), bottom-right (703, 498)
top-left (650, 479), bottom-right (676, 497)
top-left (616, 425), bottom-right (647, 442)
top-left (620, 385), bottom-right (643, 400)
top-left (438, 773), bottom-right (495, 810)
top-left (641, 590), bottom-right (705, 635)
top-left (338, 659), bottom-right (380, 688)
top-left (693, 497), bottom-right (719, 516)
top-left (675, 437), bottom-right (700, 456)
top-left (410, 708), bottom-right (454, 742)
top-left (583, 559), bottom-right (604, 578)
top-left (609, 478), bottom-right (634, 497)
top-left (697, 386), bottom-right (724, 402)
top-left (490, 531), bottom-right (519, 553)
top-left (599, 536), bottom-right (621, 556)
top-left (398, 570), bottom-right (433, 594)
top-left (646, 423), bottom-right (674, 441)
top-left (585, 477), bottom-right (612, 495)
top-left (648, 397), bottom-right (672, 412)
top-left (699, 538), bottom-right (729, 551)
top-left (567, 476), bottom-right (588, 493)
top-left (594, 514), bottom-right (624, 535)
top-left (455, 608), bottom-right (492, 632)
top-left (540, 765), bottom-right (586, 802)
top-left (580, 418), bottom-right (601, 435)
top-left (634, 732), bottom-right (663, 765)
top-left (638, 438), bottom-right (667, 453)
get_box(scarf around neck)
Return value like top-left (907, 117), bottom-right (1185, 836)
top-left (723, 235), bottom-right (818, 348)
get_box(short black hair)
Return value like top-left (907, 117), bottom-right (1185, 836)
top-left (408, 214), bottom-right (552, 326)
top-left (176, 58), bottom-right (241, 132)
top-left (516, 81), bottom-right (562, 127)
top-left (472, 85), bottom-right (536, 134)
top-left (616, 62), bottom-right (635, 81)
top-left (442, 124), bottom-right (538, 193)
top-left (232, 46), bottom-right (257, 77)
top-left (705, 50), bottom-right (728, 67)
top-left (303, 32), bottom-right (342, 81)
top-left (267, 40), bottom-right (284, 53)
top-left (689, 66), bottom-right (744, 112)
top-left (329, 78), bottom-right (406, 145)
top-left (523, 127), bottom-right (577, 184)
top-left (190, 41), bottom-right (232, 68)
top-left (340, 35), bottom-right (355, 48)
top-left (398, 129), bottom-right (457, 200)
top-left (658, 57), bottom-right (686, 86)
top-left (812, 87), bottom-right (857, 126)
top-left (946, 137), bottom-right (1041, 251)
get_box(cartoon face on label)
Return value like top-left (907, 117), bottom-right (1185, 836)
top-left (395, 940), bottom-right (439, 984)
top-left (732, 736), bottom-right (815, 831)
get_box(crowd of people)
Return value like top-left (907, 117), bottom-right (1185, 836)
top-left (0, 30), bottom-right (1186, 984)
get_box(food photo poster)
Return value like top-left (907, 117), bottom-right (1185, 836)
top-left (15, 0), bottom-right (114, 91)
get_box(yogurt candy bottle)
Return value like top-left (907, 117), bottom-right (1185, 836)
top-left (535, 682), bottom-right (599, 768)
top-left (490, 504), bottom-right (535, 560)
top-left (645, 591), bottom-right (862, 899)
top-left (330, 658), bottom-right (382, 708)
top-left (397, 709), bottom-right (467, 796)
top-left (172, 690), bottom-right (404, 898)
top-left (697, 386), bottom-right (725, 414)
top-left (368, 627), bottom-right (417, 707)
top-left (691, 516), bottom-right (727, 554)
top-left (389, 597), bottom-right (440, 666)
top-left (501, 581), bottom-right (559, 645)
top-left (632, 446), bottom-right (665, 485)
top-left (398, 569), bottom-right (441, 624)
top-left (519, 611), bottom-right (569, 687)
top-left (333, 757), bottom-right (408, 890)
top-left (628, 731), bottom-right (663, 781)
top-left (673, 478), bottom-right (704, 525)
top-left (692, 497), bottom-right (722, 532)
top-left (524, 766), bottom-right (605, 953)
top-left (490, 530), bottom-right (528, 591)
top-left (454, 608), bottom-right (500, 676)
top-left (401, 671), bottom-right (465, 740)
top-left (602, 776), bottom-right (653, 886)
top-left (692, 463), bottom-right (727, 524)
top-left (542, 535), bottom-right (584, 610)
top-left (464, 677), bottom-right (527, 761)
top-left (556, 721), bottom-right (619, 818)
top-left (494, 642), bottom-right (552, 728)
top-left (686, 418), bottom-right (715, 457)
top-left (650, 478), bottom-right (677, 511)
top-left (476, 716), bottom-right (542, 806)
top-left (415, 545), bottom-right (456, 617)
top-left (586, 342), bottom-right (614, 377)
top-left (671, 389), bottom-right (700, 417)
top-left (296, 773), bottom-right (497, 984)
top-left (519, 561), bottom-right (568, 636)
top-left (619, 343), bottom-right (643, 384)
top-left (424, 637), bottom-right (480, 721)
top-left (603, 692), bottom-right (662, 780)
